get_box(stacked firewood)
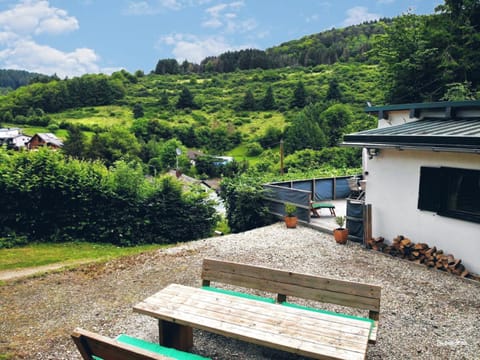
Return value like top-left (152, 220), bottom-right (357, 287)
top-left (366, 235), bottom-right (474, 279)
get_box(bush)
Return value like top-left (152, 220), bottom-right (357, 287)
top-left (0, 233), bottom-right (29, 249)
top-left (0, 148), bottom-right (218, 246)
top-left (245, 142), bottom-right (263, 156)
top-left (220, 175), bottom-right (274, 233)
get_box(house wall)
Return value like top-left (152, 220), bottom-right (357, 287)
top-left (28, 136), bottom-right (44, 149)
top-left (378, 110), bottom-right (412, 128)
top-left (364, 149), bottom-right (480, 274)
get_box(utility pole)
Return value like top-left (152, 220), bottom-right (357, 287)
top-left (280, 139), bottom-right (284, 175)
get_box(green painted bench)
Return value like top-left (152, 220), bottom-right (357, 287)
top-left (311, 202), bottom-right (336, 216)
top-left (71, 328), bottom-right (209, 360)
top-left (201, 258), bottom-right (380, 344)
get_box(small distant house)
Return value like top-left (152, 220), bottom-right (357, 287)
top-left (342, 100), bottom-right (480, 274)
top-left (8, 134), bottom-right (32, 150)
top-left (0, 128), bottom-right (21, 146)
top-left (0, 128), bottom-right (31, 150)
top-left (187, 150), bottom-right (208, 166)
top-left (212, 156), bottom-right (233, 166)
top-left (27, 133), bottom-right (63, 150)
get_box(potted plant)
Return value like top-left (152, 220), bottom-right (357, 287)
top-left (284, 203), bottom-right (298, 228)
top-left (333, 216), bottom-right (348, 244)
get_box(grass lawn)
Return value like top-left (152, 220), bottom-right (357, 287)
top-left (0, 242), bottom-right (165, 272)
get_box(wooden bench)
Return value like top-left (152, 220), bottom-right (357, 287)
top-left (311, 202), bottom-right (336, 217)
top-left (201, 258), bottom-right (380, 344)
top-left (134, 258), bottom-right (381, 360)
top-left (71, 327), bottom-right (209, 360)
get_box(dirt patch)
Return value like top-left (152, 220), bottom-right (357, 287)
top-left (0, 260), bottom-right (91, 281)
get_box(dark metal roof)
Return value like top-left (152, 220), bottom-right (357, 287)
top-left (364, 100), bottom-right (480, 113)
top-left (342, 118), bottom-right (480, 153)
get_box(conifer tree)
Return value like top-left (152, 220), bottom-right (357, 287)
top-left (291, 81), bottom-right (307, 108)
top-left (132, 103), bottom-right (144, 119)
top-left (62, 124), bottom-right (86, 159)
top-left (176, 86), bottom-right (196, 109)
top-left (241, 89), bottom-right (256, 110)
top-left (262, 85), bottom-right (276, 110)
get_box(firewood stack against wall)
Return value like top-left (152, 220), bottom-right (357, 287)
top-left (366, 235), bottom-right (478, 280)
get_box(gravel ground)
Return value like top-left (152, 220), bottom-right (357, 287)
top-left (1, 222), bottom-right (479, 360)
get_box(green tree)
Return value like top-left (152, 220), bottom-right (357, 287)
top-left (176, 86), bottom-right (196, 109)
top-left (262, 85), bottom-right (276, 110)
top-left (62, 124), bottom-right (86, 159)
top-left (284, 112), bottom-right (327, 154)
top-left (321, 104), bottom-right (353, 147)
top-left (259, 126), bottom-right (283, 149)
top-left (441, 81), bottom-right (476, 101)
top-left (291, 81), bottom-right (307, 108)
top-left (87, 127), bottom-right (141, 166)
top-left (160, 90), bottom-right (169, 108)
top-left (326, 78), bottom-right (342, 101)
top-left (373, 14), bottom-right (438, 103)
top-left (157, 139), bottom-right (188, 172)
top-left (132, 102), bottom-right (144, 119)
top-left (155, 59), bottom-right (180, 74)
top-left (241, 89), bottom-right (256, 110)
top-left (245, 142), bottom-right (263, 156)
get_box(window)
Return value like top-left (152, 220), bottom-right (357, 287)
top-left (418, 166), bottom-right (480, 223)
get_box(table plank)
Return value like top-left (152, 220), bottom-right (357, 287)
top-left (149, 286), bottom-right (370, 344)
top-left (134, 284), bottom-right (370, 360)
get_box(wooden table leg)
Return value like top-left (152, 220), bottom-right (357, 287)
top-left (158, 320), bottom-right (193, 351)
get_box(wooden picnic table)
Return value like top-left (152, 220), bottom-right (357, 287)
top-left (133, 283), bottom-right (372, 360)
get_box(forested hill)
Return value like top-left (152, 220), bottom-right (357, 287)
top-left (266, 21), bottom-right (388, 67)
top-left (156, 21), bottom-right (387, 74)
top-left (0, 69), bottom-right (53, 92)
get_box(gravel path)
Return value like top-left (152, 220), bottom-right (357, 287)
top-left (1, 223), bottom-right (479, 359)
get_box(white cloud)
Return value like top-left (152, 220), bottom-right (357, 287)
top-left (158, 33), bottom-right (253, 63)
top-left (0, 39), bottom-right (100, 77)
top-left (202, 17), bottom-right (223, 29)
top-left (202, 1), bottom-right (254, 33)
top-left (343, 6), bottom-right (380, 26)
top-left (0, 0), bottom-right (78, 35)
top-left (124, 0), bottom-right (182, 15)
top-left (0, 1), bottom-right (103, 77)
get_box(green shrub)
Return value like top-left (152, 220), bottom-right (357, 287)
top-left (220, 175), bottom-right (274, 233)
top-left (0, 148), bottom-right (218, 246)
top-left (245, 142), bottom-right (263, 156)
top-left (0, 233), bottom-right (29, 249)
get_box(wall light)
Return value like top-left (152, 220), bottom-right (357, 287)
top-left (367, 148), bottom-right (379, 159)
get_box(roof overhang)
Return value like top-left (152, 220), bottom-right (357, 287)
top-left (342, 117), bottom-right (480, 154)
top-left (364, 100), bottom-right (480, 120)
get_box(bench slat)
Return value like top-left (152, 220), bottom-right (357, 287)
top-left (71, 328), bottom-right (172, 360)
top-left (311, 203), bottom-right (335, 209)
top-left (202, 258), bottom-right (381, 311)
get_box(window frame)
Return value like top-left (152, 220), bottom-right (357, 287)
top-left (418, 166), bottom-right (480, 224)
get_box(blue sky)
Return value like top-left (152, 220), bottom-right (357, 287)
top-left (0, 0), bottom-right (443, 78)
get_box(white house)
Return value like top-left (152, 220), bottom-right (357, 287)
top-left (0, 128), bottom-right (31, 150)
top-left (9, 134), bottom-right (31, 149)
top-left (0, 128), bottom-right (21, 145)
top-left (343, 100), bottom-right (480, 275)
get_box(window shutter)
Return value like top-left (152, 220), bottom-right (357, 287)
top-left (418, 167), bottom-right (441, 211)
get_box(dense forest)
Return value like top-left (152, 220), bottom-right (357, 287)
top-left (1, 0), bottom-right (479, 240)
top-left (0, 69), bottom-right (55, 93)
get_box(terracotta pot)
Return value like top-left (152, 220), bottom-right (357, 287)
top-left (284, 216), bottom-right (298, 228)
top-left (333, 228), bottom-right (348, 244)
